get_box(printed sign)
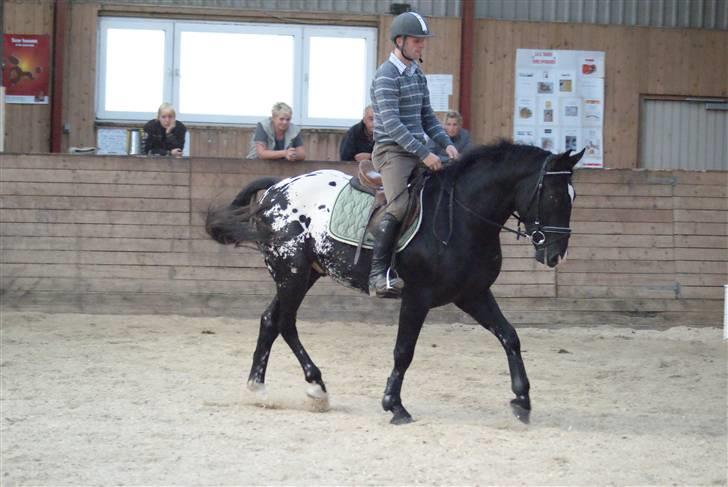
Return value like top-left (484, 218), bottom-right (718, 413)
top-left (513, 49), bottom-right (605, 168)
top-left (2, 34), bottom-right (51, 104)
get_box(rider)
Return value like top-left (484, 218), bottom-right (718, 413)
top-left (369, 11), bottom-right (459, 298)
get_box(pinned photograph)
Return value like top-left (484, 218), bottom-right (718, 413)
top-left (537, 82), bottom-right (554, 94)
top-left (514, 127), bottom-right (536, 146)
top-left (565, 135), bottom-right (577, 152)
top-left (516, 97), bottom-right (536, 124)
top-left (541, 137), bottom-right (554, 151)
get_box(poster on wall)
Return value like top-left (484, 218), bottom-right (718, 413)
top-left (513, 49), bottom-right (605, 168)
top-left (1, 34), bottom-right (51, 104)
top-left (425, 74), bottom-right (453, 112)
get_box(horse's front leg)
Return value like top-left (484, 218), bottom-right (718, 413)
top-left (456, 289), bottom-right (531, 423)
top-left (382, 296), bottom-right (429, 425)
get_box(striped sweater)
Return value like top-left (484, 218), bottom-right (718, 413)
top-left (370, 53), bottom-right (452, 160)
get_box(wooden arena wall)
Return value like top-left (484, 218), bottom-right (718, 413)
top-left (4, 1), bottom-right (727, 169)
top-left (1, 153), bottom-right (726, 328)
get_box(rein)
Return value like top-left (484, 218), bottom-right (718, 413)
top-left (432, 153), bottom-right (572, 251)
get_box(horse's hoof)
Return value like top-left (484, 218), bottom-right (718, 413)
top-left (247, 380), bottom-right (267, 397)
top-left (306, 383), bottom-right (327, 400)
top-left (305, 384), bottom-right (330, 412)
top-left (510, 398), bottom-right (531, 424)
top-left (389, 405), bottom-right (414, 425)
top-left (390, 413), bottom-right (414, 425)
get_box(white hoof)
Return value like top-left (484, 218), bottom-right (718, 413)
top-left (306, 384), bottom-right (327, 400)
top-left (247, 380), bottom-right (267, 397)
top-left (305, 384), bottom-right (330, 412)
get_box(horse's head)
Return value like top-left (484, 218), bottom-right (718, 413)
top-left (515, 149), bottom-right (584, 268)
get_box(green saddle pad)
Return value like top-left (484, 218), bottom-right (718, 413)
top-left (327, 181), bottom-right (422, 253)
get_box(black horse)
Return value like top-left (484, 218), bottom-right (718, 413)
top-left (206, 141), bottom-right (583, 424)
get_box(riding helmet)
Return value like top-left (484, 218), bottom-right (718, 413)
top-left (389, 11), bottom-right (433, 43)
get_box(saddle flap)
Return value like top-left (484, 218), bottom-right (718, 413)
top-left (327, 180), bottom-right (424, 254)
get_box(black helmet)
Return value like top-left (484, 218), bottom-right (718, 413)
top-left (389, 11), bottom-right (433, 43)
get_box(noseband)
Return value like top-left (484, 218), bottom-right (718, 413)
top-left (435, 153), bottom-right (572, 253)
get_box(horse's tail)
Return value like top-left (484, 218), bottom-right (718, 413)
top-left (205, 177), bottom-right (280, 246)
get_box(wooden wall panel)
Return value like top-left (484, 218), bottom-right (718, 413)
top-left (1, 153), bottom-right (725, 327)
top-left (62, 2), bottom-right (99, 151)
top-left (2, 0), bottom-right (55, 153)
top-left (471, 19), bottom-right (728, 169)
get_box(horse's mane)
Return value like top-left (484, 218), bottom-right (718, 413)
top-left (445, 139), bottom-right (548, 178)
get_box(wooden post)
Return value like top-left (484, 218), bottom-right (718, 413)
top-left (0, 86), bottom-right (5, 152)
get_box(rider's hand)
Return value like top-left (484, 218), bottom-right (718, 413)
top-left (285, 148), bottom-right (297, 161)
top-left (170, 148), bottom-right (182, 157)
top-left (445, 144), bottom-right (459, 160)
top-left (423, 153), bottom-right (443, 171)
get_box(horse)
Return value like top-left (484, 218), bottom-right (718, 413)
top-left (205, 141), bottom-right (583, 424)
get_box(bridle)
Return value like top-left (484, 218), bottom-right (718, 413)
top-left (515, 153), bottom-right (573, 249)
top-left (433, 153), bottom-right (573, 254)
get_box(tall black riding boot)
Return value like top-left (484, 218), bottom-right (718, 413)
top-left (368, 213), bottom-right (405, 298)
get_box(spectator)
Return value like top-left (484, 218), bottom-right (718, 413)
top-left (247, 102), bottom-right (305, 161)
top-left (339, 105), bottom-right (375, 162)
top-left (143, 103), bottom-right (186, 157)
top-left (427, 110), bottom-right (471, 162)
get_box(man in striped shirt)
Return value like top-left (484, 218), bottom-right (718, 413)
top-left (368, 11), bottom-right (459, 298)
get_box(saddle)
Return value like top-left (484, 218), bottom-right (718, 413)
top-left (347, 159), bottom-right (423, 264)
top-left (350, 159), bottom-right (386, 206)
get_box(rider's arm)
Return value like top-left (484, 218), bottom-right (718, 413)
top-left (421, 87), bottom-right (453, 150)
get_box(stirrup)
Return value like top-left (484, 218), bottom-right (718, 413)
top-left (369, 267), bottom-right (404, 298)
top-left (386, 267), bottom-right (404, 292)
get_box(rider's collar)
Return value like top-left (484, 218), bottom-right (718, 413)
top-left (388, 52), bottom-right (418, 76)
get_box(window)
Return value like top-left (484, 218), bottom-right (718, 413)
top-left (97, 18), bottom-right (377, 128)
top-left (96, 19), bottom-right (173, 119)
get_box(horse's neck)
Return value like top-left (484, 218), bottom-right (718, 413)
top-left (454, 165), bottom-right (525, 229)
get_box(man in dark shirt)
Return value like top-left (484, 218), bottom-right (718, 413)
top-left (339, 105), bottom-right (374, 161)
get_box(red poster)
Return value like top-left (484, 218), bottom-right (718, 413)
top-left (2, 34), bottom-right (50, 104)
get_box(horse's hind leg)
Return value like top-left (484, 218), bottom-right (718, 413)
top-left (247, 269), bottom-right (324, 397)
top-left (247, 296), bottom-right (280, 393)
top-left (277, 269), bottom-right (328, 399)
top-left (456, 290), bottom-right (531, 423)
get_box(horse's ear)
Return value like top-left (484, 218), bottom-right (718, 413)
top-left (551, 148), bottom-right (585, 171)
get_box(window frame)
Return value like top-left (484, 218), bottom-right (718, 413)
top-left (96, 17), bottom-right (174, 121)
top-left (172, 21), bottom-right (302, 125)
top-left (96, 17), bottom-right (377, 128)
top-left (300, 25), bottom-right (377, 127)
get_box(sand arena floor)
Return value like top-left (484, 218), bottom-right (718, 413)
top-left (1, 311), bottom-right (726, 485)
